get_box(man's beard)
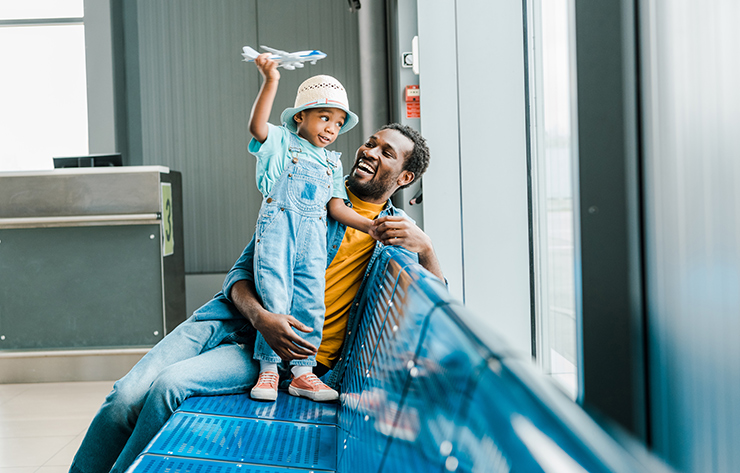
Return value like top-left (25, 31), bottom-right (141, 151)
top-left (346, 171), bottom-right (395, 202)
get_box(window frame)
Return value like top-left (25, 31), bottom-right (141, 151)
top-left (0, 0), bottom-right (118, 167)
top-left (571, 0), bottom-right (647, 440)
top-left (526, 0), bottom-right (580, 400)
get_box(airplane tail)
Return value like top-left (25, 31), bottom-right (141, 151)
top-left (241, 46), bottom-right (260, 61)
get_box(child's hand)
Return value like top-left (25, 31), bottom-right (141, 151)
top-left (254, 53), bottom-right (280, 82)
top-left (368, 219), bottom-right (381, 241)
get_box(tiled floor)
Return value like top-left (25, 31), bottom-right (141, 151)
top-left (0, 381), bottom-right (113, 473)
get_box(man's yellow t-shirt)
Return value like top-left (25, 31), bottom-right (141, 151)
top-left (316, 189), bottom-right (384, 368)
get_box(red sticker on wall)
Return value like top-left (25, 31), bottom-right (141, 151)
top-left (406, 102), bottom-right (420, 119)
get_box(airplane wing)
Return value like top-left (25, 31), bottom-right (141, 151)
top-left (260, 45), bottom-right (294, 58)
top-left (241, 46), bottom-right (260, 60)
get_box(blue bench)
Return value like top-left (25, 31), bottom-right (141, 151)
top-left (126, 247), bottom-right (670, 472)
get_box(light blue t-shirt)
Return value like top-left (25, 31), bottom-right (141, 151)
top-left (248, 123), bottom-right (346, 200)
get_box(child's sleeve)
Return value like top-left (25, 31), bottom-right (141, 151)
top-left (331, 158), bottom-right (348, 199)
top-left (248, 123), bottom-right (289, 196)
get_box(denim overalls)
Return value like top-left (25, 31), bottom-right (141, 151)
top-left (253, 133), bottom-right (340, 367)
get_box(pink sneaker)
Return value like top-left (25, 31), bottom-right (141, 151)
top-left (288, 373), bottom-right (338, 401)
top-left (250, 371), bottom-right (279, 401)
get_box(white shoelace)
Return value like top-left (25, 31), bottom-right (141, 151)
top-left (304, 374), bottom-right (323, 387)
top-left (256, 371), bottom-right (279, 387)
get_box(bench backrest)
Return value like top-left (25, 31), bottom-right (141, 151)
top-left (336, 247), bottom-right (671, 473)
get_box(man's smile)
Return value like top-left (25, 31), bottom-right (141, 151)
top-left (354, 158), bottom-right (376, 177)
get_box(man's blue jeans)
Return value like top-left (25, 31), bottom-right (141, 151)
top-left (69, 306), bottom-right (258, 473)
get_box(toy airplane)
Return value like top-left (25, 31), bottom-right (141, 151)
top-left (241, 45), bottom-right (327, 71)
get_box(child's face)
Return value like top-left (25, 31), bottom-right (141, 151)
top-left (294, 108), bottom-right (347, 148)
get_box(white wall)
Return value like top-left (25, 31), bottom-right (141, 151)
top-left (417, 0), bottom-right (532, 356)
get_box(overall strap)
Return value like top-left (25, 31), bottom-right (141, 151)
top-left (324, 149), bottom-right (341, 171)
top-left (288, 132), bottom-right (303, 159)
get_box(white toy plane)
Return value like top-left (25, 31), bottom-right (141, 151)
top-left (241, 45), bottom-right (327, 70)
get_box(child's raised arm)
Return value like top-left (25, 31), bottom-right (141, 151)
top-left (249, 53), bottom-right (280, 143)
top-left (327, 197), bottom-right (375, 236)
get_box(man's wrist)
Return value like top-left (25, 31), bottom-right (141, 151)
top-left (417, 241), bottom-right (444, 281)
top-left (230, 280), bottom-right (263, 327)
top-left (418, 247), bottom-right (434, 265)
top-left (418, 235), bottom-right (434, 258)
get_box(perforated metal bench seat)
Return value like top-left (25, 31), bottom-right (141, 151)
top-left (127, 248), bottom-right (671, 473)
top-left (136, 394), bottom-right (338, 471)
top-left (131, 389), bottom-right (441, 473)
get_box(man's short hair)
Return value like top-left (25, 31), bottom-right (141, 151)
top-left (381, 123), bottom-right (430, 189)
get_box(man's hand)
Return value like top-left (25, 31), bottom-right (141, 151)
top-left (372, 215), bottom-right (444, 281)
top-left (252, 310), bottom-right (318, 361)
top-left (372, 215), bottom-right (431, 253)
top-left (230, 280), bottom-right (318, 361)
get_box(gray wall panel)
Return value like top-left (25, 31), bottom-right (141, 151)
top-left (455, 0), bottom-right (531, 357)
top-left (254, 0), bottom-right (363, 174)
top-left (641, 0), bottom-right (740, 471)
top-left (418, 0), bottom-right (532, 356)
top-left (417, 0), bottom-right (464, 302)
top-left (131, 1), bottom-right (361, 273)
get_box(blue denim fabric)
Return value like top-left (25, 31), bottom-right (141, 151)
top-left (220, 193), bottom-right (419, 389)
top-left (252, 137), bottom-right (339, 367)
top-left (69, 307), bottom-right (256, 473)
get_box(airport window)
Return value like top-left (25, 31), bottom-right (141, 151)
top-left (527, 0), bottom-right (578, 399)
top-left (0, 0), bottom-right (88, 171)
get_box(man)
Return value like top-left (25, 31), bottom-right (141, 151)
top-left (69, 123), bottom-right (443, 473)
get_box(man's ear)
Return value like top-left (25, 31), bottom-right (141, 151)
top-left (397, 170), bottom-right (414, 188)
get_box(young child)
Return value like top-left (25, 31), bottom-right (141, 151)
top-left (247, 53), bottom-right (373, 402)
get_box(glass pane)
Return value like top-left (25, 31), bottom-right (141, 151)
top-left (0, 0), bottom-right (84, 20)
top-left (529, 0), bottom-right (578, 399)
top-left (0, 24), bottom-right (88, 171)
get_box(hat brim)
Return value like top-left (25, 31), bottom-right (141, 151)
top-left (280, 103), bottom-right (359, 135)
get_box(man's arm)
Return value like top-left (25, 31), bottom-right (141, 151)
top-left (372, 215), bottom-right (444, 281)
top-left (229, 279), bottom-right (318, 361)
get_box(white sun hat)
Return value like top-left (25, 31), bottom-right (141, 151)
top-left (280, 75), bottom-right (359, 135)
